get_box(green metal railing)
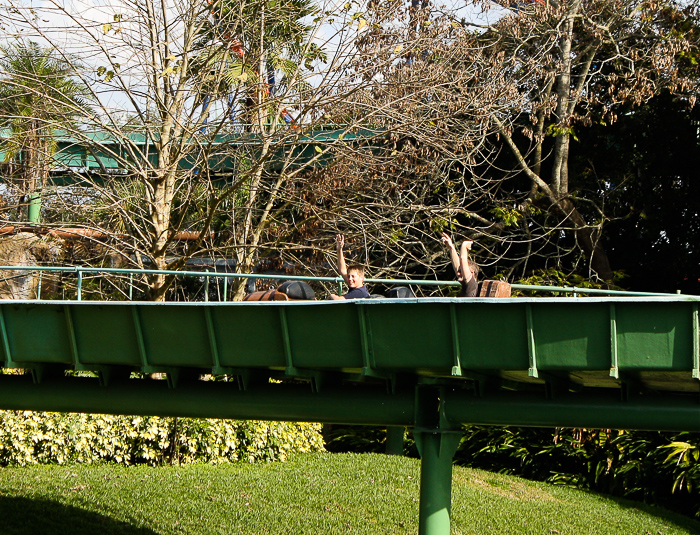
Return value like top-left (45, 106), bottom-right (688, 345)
top-left (0, 264), bottom-right (684, 301)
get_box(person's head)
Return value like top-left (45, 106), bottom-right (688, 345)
top-left (456, 260), bottom-right (479, 282)
top-left (347, 264), bottom-right (365, 289)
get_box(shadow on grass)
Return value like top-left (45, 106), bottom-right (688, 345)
top-left (590, 491), bottom-right (700, 532)
top-left (0, 496), bottom-right (159, 535)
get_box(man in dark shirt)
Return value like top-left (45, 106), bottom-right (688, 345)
top-left (329, 234), bottom-right (370, 300)
top-left (441, 232), bottom-right (478, 297)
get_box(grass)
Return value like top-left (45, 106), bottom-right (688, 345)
top-left (0, 452), bottom-right (698, 534)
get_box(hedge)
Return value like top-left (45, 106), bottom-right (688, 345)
top-left (0, 411), bottom-right (324, 466)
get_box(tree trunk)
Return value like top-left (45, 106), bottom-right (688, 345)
top-left (147, 167), bottom-right (176, 301)
top-left (556, 198), bottom-right (613, 283)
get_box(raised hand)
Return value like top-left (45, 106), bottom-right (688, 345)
top-left (440, 232), bottom-right (454, 248)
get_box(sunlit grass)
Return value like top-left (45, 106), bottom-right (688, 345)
top-left (0, 452), bottom-right (698, 534)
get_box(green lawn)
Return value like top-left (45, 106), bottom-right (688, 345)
top-left (0, 452), bottom-right (698, 534)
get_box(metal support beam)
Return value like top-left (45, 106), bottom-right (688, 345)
top-left (0, 292), bottom-right (699, 535)
top-left (412, 385), bottom-right (463, 535)
top-left (414, 431), bottom-right (462, 535)
top-left (526, 304), bottom-right (538, 378)
top-left (610, 304), bottom-right (619, 379)
top-left (27, 185), bottom-right (42, 225)
top-left (444, 390), bottom-right (700, 431)
top-left (0, 374), bottom-right (415, 426)
top-left (385, 426), bottom-right (405, 455)
top-left (693, 303), bottom-right (699, 379)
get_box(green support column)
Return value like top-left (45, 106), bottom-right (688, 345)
top-left (385, 426), bottom-right (405, 455)
top-left (27, 186), bottom-right (42, 225)
top-left (414, 431), bottom-right (461, 535)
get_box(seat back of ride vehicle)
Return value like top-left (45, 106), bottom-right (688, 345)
top-left (244, 280), bottom-right (316, 301)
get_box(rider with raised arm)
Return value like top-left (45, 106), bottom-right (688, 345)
top-left (329, 234), bottom-right (370, 300)
top-left (441, 232), bottom-right (479, 297)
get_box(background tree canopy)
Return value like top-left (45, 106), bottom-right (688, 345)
top-left (0, 0), bottom-right (697, 297)
top-left (573, 92), bottom-right (700, 293)
top-left (305, 0), bottom-right (700, 289)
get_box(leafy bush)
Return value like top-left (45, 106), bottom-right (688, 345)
top-left (0, 411), bottom-right (324, 466)
top-left (510, 267), bottom-right (628, 296)
top-left (322, 425), bottom-right (389, 454)
top-left (455, 426), bottom-right (700, 518)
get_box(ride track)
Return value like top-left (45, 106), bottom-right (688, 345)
top-left (0, 276), bottom-right (699, 534)
top-left (0, 127), bottom-right (381, 180)
top-left (0, 125), bottom-right (382, 223)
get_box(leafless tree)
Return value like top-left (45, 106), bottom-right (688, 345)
top-left (297, 0), bottom-right (699, 285)
top-left (0, 0), bottom-right (401, 299)
top-left (0, 0), bottom-right (696, 299)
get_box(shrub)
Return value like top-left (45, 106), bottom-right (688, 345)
top-left (455, 426), bottom-right (700, 519)
top-left (0, 411), bottom-right (324, 466)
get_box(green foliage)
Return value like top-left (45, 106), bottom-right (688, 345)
top-left (489, 206), bottom-right (522, 228)
top-left (386, 226), bottom-right (405, 244)
top-left (573, 93), bottom-right (700, 293)
top-left (193, 0), bottom-right (326, 125)
top-left (546, 124), bottom-right (579, 141)
top-left (659, 436), bottom-right (700, 495)
top-left (0, 41), bottom-right (92, 222)
top-left (511, 267), bottom-right (627, 295)
top-left (323, 425), bottom-right (417, 457)
top-left (455, 426), bottom-right (700, 519)
top-left (0, 41), bottom-right (91, 137)
top-left (516, 267), bottom-right (600, 289)
top-left (0, 411), bottom-right (324, 466)
top-left (429, 216), bottom-right (450, 234)
top-left (322, 425), bottom-right (390, 454)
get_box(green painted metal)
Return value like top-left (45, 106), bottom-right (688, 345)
top-left (693, 304), bottom-right (699, 379)
top-left (1, 128), bottom-right (383, 226)
top-left (526, 304), bottom-right (538, 378)
top-left (1, 295), bottom-right (699, 431)
top-left (0, 305), bottom-right (13, 367)
top-left (449, 303), bottom-right (462, 376)
top-left (415, 431), bottom-right (462, 535)
top-left (0, 128), bottom-right (382, 179)
top-left (1, 294), bottom-right (700, 535)
top-left (610, 304), bottom-right (619, 379)
top-left (443, 391), bottom-right (700, 431)
top-left (204, 308), bottom-right (222, 372)
top-left (0, 264), bottom-right (683, 300)
top-left (413, 386), bottom-right (462, 535)
top-left (0, 374), bottom-right (416, 424)
top-left (27, 188), bottom-right (42, 224)
top-left (2, 296), bottom-right (700, 391)
top-left (385, 426), bottom-right (405, 455)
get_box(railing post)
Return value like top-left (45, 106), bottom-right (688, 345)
top-left (27, 182), bottom-right (42, 225)
top-left (76, 268), bottom-right (83, 301)
top-left (204, 270), bottom-right (210, 302)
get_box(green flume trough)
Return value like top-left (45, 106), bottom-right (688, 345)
top-left (1, 295), bottom-right (699, 535)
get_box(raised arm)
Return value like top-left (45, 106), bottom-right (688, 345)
top-left (335, 234), bottom-right (350, 285)
top-left (441, 233), bottom-right (461, 278)
top-left (459, 240), bottom-right (474, 283)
